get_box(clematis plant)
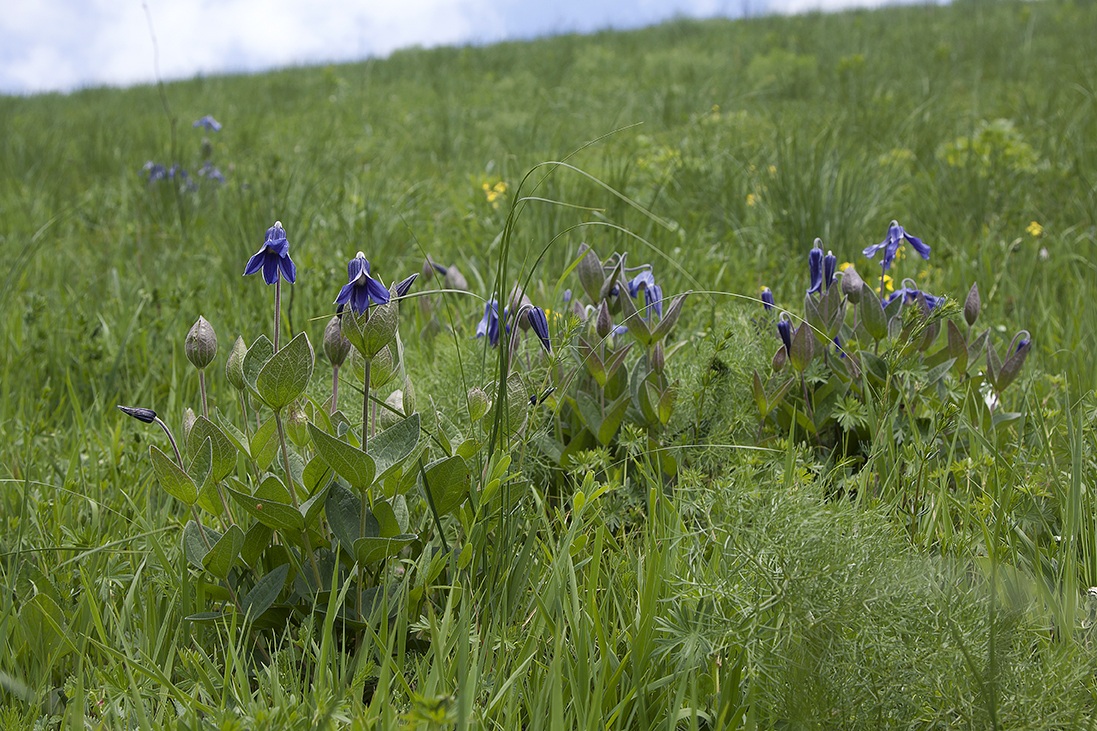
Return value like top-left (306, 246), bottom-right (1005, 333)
top-left (754, 221), bottom-right (1032, 478)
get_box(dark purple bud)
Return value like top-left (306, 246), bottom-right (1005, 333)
top-left (117, 405), bottom-right (157, 424)
top-left (777, 318), bottom-right (793, 354)
top-left (823, 251), bottom-right (837, 291)
top-left (527, 306), bottom-right (551, 353)
top-left (394, 273), bottom-right (418, 298)
top-left (807, 239), bottom-right (824, 295)
top-left (760, 286), bottom-right (775, 311)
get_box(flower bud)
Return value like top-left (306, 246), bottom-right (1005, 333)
top-left (444, 265), bottom-right (468, 291)
top-left (182, 407), bottom-right (196, 442)
top-left (370, 343), bottom-right (397, 389)
top-left (323, 315), bottom-right (351, 367)
top-left (760, 287), bottom-right (775, 311)
top-left (596, 300), bottom-right (613, 339)
top-left (467, 386), bottom-right (490, 422)
top-left (226, 336), bottom-right (247, 391)
top-left (185, 316), bottom-right (217, 370)
top-left (651, 342), bottom-right (665, 374)
top-left (402, 375), bottom-right (416, 415)
top-left (378, 390), bottom-right (404, 429)
top-left (964, 282), bottom-right (981, 327)
top-left (117, 405), bottom-right (158, 424)
top-left (840, 266), bottom-right (864, 303)
top-left (576, 243), bottom-right (605, 303)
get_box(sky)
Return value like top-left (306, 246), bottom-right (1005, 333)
top-left (1, 0), bottom-right (942, 96)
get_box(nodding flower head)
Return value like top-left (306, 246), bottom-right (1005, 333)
top-left (885, 281), bottom-right (944, 311)
top-left (476, 299), bottom-right (501, 347)
top-left (760, 286), bottom-right (775, 311)
top-left (777, 317), bottom-right (793, 354)
top-left (644, 283), bottom-right (664, 319)
top-left (807, 239), bottom-right (824, 294)
top-left (335, 252), bottom-right (391, 315)
top-left (526, 306), bottom-right (551, 353)
top-left (243, 221), bottom-right (297, 285)
top-left (627, 269), bottom-right (656, 298)
top-left (117, 405), bottom-right (158, 424)
top-left (823, 250), bottom-right (837, 291)
top-left (862, 220), bottom-right (931, 271)
top-left (193, 115), bottom-right (222, 132)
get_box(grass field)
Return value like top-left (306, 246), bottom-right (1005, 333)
top-left (3, 0), bottom-right (1097, 727)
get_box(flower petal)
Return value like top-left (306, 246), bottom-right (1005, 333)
top-left (244, 250), bottom-right (266, 276)
top-left (366, 277), bottom-right (391, 306)
top-left (335, 282), bottom-right (355, 306)
top-left (262, 256), bottom-right (279, 285)
top-left (279, 254), bottom-right (297, 284)
top-left (905, 234), bottom-right (931, 260)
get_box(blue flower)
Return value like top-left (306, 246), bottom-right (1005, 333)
top-left (627, 270), bottom-right (656, 298)
top-left (198, 162), bottom-right (224, 183)
top-left (862, 220), bottom-right (930, 271)
top-left (885, 285), bottom-right (944, 311)
top-left (334, 252), bottom-right (391, 315)
top-left (244, 221), bottom-right (297, 285)
top-left (143, 161), bottom-right (167, 182)
top-left (526, 306), bottom-right (551, 353)
top-left (394, 273), bottom-right (418, 298)
top-left (777, 318), bottom-right (792, 354)
top-left (760, 286), bottom-right (775, 311)
top-left (807, 240), bottom-right (824, 294)
top-left (645, 283), bottom-right (664, 319)
top-left (193, 115), bottom-right (222, 132)
top-left (475, 299), bottom-right (500, 347)
top-left (823, 250), bottom-right (837, 291)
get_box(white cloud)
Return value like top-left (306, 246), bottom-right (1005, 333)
top-left (1, 0), bottom-right (941, 95)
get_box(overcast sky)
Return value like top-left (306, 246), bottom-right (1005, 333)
top-left (1, 0), bottom-right (943, 95)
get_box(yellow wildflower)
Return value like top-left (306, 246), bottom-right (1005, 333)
top-left (838, 262), bottom-right (853, 272)
top-left (767, 165), bottom-right (777, 177)
top-left (1026, 220), bottom-right (1043, 237)
top-left (482, 180), bottom-right (507, 209)
top-left (746, 193), bottom-right (757, 207)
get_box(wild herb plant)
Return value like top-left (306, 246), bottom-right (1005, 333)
top-left (118, 222), bottom-right (486, 639)
top-left (755, 220), bottom-right (1032, 477)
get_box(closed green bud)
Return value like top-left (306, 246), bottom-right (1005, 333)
top-left (370, 343), bottom-right (397, 389)
top-left (323, 315), bottom-right (351, 367)
top-left (182, 407), bottom-right (197, 442)
top-left (226, 336), bottom-right (247, 391)
top-left (840, 266), bottom-right (864, 303)
top-left (596, 301), bottom-right (613, 339)
top-left (185, 316), bottom-right (217, 370)
top-left (467, 386), bottom-right (490, 422)
top-left (651, 342), bottom-right (665, 374)
top-left (576, 243), bottom-right (605, 303)
top-left (964, 282), bottom-right (981, 327)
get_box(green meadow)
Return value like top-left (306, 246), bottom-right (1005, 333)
top-left (3, 0), bottom-right (1097, 727)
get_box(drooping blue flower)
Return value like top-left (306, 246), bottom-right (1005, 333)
top-left (627, 270), bottom-right (656, 298)
top-left (334, 252), bottom-right (391, 314)
top-left (198, 161), bottom-right (225, 183)
top-left (526, 306), bottom-right (551, 353)
top-left (807, 239), bottom-right (824, 294)
top-left (476, 299), bottom-right (500, 347)
top-left (760, 286), bottom-right (775, 311)
top-left (885, 285), bottom-right (944, 311)
top-left (823, 250), bottom-right (837, 291)
top-left (193, 115), bottom-right (222, 132)
top-left (777, 318), bottom-right (792, 354)
top-left (863, 220), bottom-right (931, 271)
top-left (644, 283), bottom-right (664, 319)
top-left (143, 161), bottom-right (168, 182)
top-left (243, 221), bottom-right (297, 285)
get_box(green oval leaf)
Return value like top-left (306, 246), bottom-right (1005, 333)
top-left (256, 332), bottom-right (314, 410)
top-left (202, 524), bottom-right (244, 579)
top-left (420, 455), bottom-right (470, 516)
top-left (307, 422), bottom-right (376, 489)
top-left (241, 563), bottom-right (290, 620)
top-left (353, 534), bottom-right (416, 565)
top-left (242, 335), bottom-right (274, 393)
top-left (150, 445), bottom-right (197, 505)
top-left (226, 477), bottom-right (305, 533)
top-left (371, 413), bottom-right (421, 483)
top-left (186, 416), bottom-right (237, 482)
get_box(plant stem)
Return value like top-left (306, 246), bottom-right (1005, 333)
top-left (198, 369), bottom-right (209, 419)
top-left (274, 278), bottom-right (282, 353)
top-left (274, 408), bottom-right (323, 587)
top-left (361, 358), bottom-right (371, 453)
top-left (331, 365), bottom-right (340, 415)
